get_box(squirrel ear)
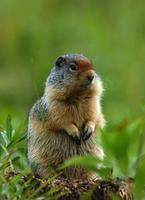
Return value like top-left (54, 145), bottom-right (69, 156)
top-left (55, 56), bottom-right (66, 67)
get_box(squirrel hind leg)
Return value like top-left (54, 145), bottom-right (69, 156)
top-left (30, 160), bottom-right (50, 179)
top-left (94, 146), bottom-right (105, 160)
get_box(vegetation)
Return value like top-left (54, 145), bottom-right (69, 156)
top-left (0, 115), bottom-right (145, 199)
top-left (0, 0), bottom-right (145, 199)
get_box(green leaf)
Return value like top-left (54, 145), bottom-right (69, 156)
top-left (60, 155), bottom-right (102, 172)
top-left (0, 131), bottom-right (9, 146)
top-left (6, 115), bottom-right (12, 141)
top-left (7, 133), bottom-right (26, 149)
top-left (134, 155), bottom-right (145, 199)
top-left (97, 166), bottom-right (113, 178)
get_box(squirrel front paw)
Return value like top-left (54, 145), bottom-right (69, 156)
top-left (81, 122), bottom-right (95, 141)
top-left (64, 124), bottom-right (81, 142)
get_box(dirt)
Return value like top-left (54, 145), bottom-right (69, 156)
top-left (5, 170), bottom-right (133, 200)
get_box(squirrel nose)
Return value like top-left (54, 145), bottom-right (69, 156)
top-left (87, 75), bottom-right (94, 82)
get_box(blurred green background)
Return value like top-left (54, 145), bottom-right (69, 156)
top-left (0, 0), bottom-right (145, 125)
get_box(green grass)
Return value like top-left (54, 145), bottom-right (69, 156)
top-left (0, 115), bottom-right (145, 199)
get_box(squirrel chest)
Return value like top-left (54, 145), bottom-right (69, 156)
top-left (46, 97), bottom-right (97, 133)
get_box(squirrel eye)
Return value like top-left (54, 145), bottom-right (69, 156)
top-left (69, 63), bottom-right (77, 72)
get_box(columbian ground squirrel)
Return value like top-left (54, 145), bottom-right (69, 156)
top-left (28, 54), bottom-right (105, 180)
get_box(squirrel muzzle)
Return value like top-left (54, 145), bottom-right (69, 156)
top-left (81, 69), bottom-right (96, 86)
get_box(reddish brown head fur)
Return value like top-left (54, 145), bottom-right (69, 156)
top-left (75, 57), bottom-right (93, 72)
top-left (57, 54), bottom-right (93, 72)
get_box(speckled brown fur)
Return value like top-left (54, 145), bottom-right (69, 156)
top-left (28, 54), bottom-right (105, 180)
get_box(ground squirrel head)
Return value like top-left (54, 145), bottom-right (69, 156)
top-left (45, 54), bottom-right (103, 100)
